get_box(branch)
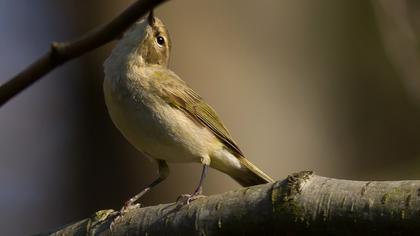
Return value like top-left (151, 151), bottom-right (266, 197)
top-left (36, 171), bottom-right (420, 235)
top-left (0, 0), bottom-right (167, 107)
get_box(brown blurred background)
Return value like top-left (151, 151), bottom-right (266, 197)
top-left (1, 0), bottom-right (420, 235)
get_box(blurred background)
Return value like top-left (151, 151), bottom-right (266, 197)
top-left (1, 0), bottom-right (420, 235)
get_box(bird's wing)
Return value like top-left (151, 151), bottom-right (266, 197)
top-left (158, 72), bottom-right (244, 157)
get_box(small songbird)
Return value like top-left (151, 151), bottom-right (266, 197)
top-left (103, 11), bottom-right (273, 207)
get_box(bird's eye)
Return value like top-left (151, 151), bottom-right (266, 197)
top-left (156, 36), bottom-right (165, 46)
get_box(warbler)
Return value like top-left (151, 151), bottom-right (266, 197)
top-left (103, 11), bottom-right (273, 207)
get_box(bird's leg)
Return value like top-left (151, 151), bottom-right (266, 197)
top-left (177, 164), bottom-right (208, 205)
top-left (111, 160), bottom-right (168, 228)
top-left (192, 164), bottom-right (208, 196)
top-left (123, 159), bottom-right (169, 209)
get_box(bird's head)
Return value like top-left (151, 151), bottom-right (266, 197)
top-left (109, 11), bottom-right (172, 68)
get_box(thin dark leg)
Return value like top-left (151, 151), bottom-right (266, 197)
top-left (111, 160), bottom-right (169, 229)
top-left (192, 164), bottom-right (209, 196)
top-left (176, 164), bottom-right (209, 205)
top-left (124, 159), bottom-right (169, 208)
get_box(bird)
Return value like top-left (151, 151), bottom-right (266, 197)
top-left (103, 11), bottom-right (274, 208)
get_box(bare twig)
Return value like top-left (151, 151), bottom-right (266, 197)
top-left (0, 0), bottom-right (167, 107)
top-left (36, 172), bottom-right (420, 236)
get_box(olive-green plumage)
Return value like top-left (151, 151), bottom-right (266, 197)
top-left (103, 12), bottom-right (273, 198)
top-left (163, 77), bottom-right (243, 157)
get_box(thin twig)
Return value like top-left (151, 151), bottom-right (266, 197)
top-left (0, 0), bottom-right (167, 107)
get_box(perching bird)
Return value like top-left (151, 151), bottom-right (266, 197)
top-left (103, 11), bottom-right (273, 207)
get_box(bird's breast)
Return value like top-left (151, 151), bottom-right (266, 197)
top-left (103, 76), bottom-right (220, 163)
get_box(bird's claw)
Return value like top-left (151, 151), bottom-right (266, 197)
top-left (176, 193), bottom-right (206, 205)
top-left (110, 203), bottom-right (141, 231)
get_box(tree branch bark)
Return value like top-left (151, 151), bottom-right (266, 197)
top-left (35, 171), bottom-right (420, 236)
top-left (0, 0), bottom-right (167, 107)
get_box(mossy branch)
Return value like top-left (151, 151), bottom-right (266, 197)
top-left (0, 0), bottom-right (167, 107)
top-left (36, 171), bottom-right (420, 236)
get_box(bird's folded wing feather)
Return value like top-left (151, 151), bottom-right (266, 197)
top-left (156, 71), bottom-right (244, 157)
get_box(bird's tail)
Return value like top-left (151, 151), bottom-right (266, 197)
top-left (231, 158), bottom-right (274, 187)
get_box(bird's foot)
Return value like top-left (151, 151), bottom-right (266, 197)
top-left (176, 193), bottom-right (206, 205)
top-left (110, 203), bottom-right (141, 231)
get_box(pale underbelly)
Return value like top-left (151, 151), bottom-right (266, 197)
top-left (103, 83), bottom-right (220, 163)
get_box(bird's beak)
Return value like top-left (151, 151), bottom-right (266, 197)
top-left (147, 10), bottom-right (155, 26)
